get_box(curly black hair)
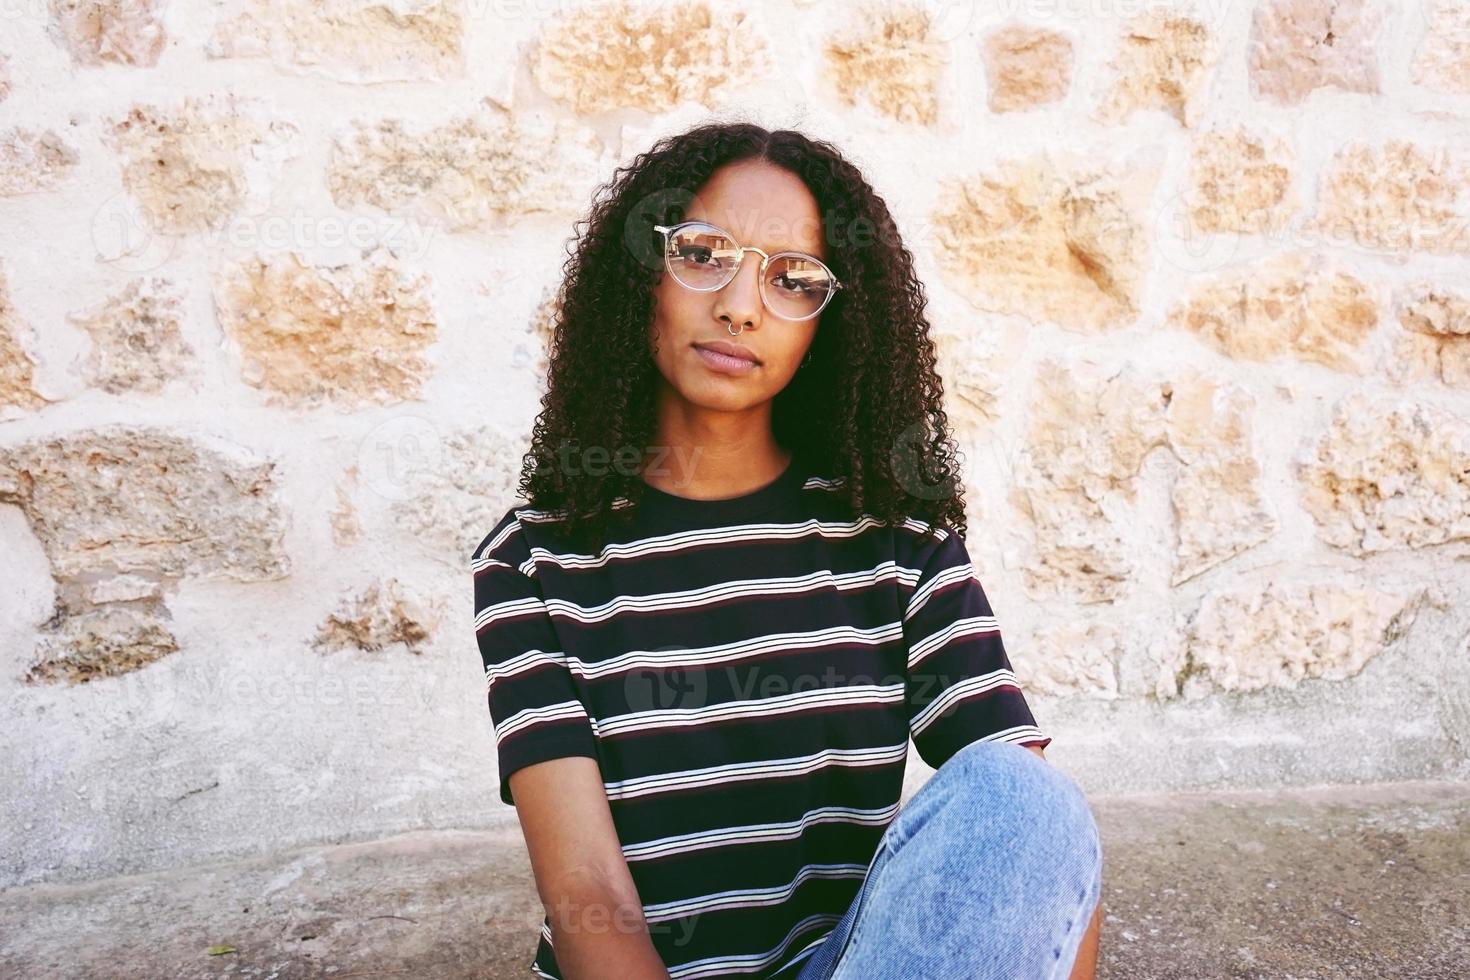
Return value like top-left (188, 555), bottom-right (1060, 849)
top-left (518, 120), bottom-right (966, 555)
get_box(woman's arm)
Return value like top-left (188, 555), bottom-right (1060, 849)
top-left (1024, 744), bottom-right (1102, 980)
top-left (509, 756), bottom-right (672, 980)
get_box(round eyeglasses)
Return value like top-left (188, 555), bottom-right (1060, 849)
top-left (654, 220), bottom-right (844, 321)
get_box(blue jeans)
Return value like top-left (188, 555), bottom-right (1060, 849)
top-left (776, 740), bottom-right (1103, 980)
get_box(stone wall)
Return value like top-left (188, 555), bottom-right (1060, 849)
top-left (1, 0), bottom-right (1467, 887)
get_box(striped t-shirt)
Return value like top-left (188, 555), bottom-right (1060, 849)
top-left (469, 448), bottom-right (1050, 980)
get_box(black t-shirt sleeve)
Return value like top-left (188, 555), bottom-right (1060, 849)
top-left (470, 512), bottom-right (599, 806)
top-left (901, 524), bottom-right (1051, 769)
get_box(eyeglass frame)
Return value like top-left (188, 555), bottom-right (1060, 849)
top-left (653, 219), bottom-right (845, 322)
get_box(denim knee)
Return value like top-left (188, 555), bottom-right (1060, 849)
top-left (897, 739), bottom-right (1100, 859)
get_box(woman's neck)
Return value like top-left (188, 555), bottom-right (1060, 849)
top-left (640, 440), bottom-right (792, 501)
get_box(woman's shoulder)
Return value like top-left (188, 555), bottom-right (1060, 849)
top-left (469, 499), bottom-right (539, 566)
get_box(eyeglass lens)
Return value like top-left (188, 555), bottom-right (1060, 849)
top-left (665, 224), bottom-right (836, 320)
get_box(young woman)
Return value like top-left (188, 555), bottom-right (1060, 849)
top-left (471, 122), bottom-right (1103, 980)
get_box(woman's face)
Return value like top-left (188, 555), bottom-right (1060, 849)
top-left (648, 159), bottom-right (827, 413)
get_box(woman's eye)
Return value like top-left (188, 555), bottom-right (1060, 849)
top-left (773, 274), bottom-right (809, 294)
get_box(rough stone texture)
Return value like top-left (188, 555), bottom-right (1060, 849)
top-left (103, 96), bottom-right (301, 235)
top-left (983, 24), bottom-right (1073, 113)
top-left (80, 573), bottom-right (164, 606)
top-left (0, 264), bottom-right (47, 417)
top-left (390, 425), bottom-right (521, 570)
top-left (530, 1), bottom-right (772, 115)
top-left (326, 101), bottom-right (608, 232)
top-left (25, 599), bottom-right (180, 685)
top-left (213, 247), bottom-right (437, 408)
top-left (67, 277), bottom-right (195, 395)
top-left (936, 331), bottom-right (1005, 436)
top-left (1097, 11), bottom-right (1216, 127)
top-left (1388, 285), bottom-right (1470, 388)
top-left (0, 426), bottom-right (290, 582)
top-left (3, 783), bottom-right (1466, 979)
top-left (930, 155), bottom-right (1153, 333)
top-left (1306, 140), bottom-right (1470, 255)
top-left (1248, 0), bottom-right (1384, 105)
top-left (1412, 0), bottom-right (1470, 94)
top-left (935, 339), bottom-right (1004, 438)
top-left (1011, 360), bottom-right (1169, 604)
top-left (48, 0), bottom-right (168, 68)
top-left (1159, 582), bottom-right (1423, 699)
top-left (1399, 287), bottom-right (1470, 338)
top-left (929, 294), bottom-right (1026, 438)
top-left (1185, 128), bottom-right (1296, 234)
top-left (1298, 394), bottom-right (1470, 556)
top-left (824, 3), bottom-right (945, 125)
top-left (1163, 371), bottom-right (1277, 586)
top-left (205, 0), bottom-right (464, 83)
top-left (1011, 362), bottom-right (1276, 602)
top-left (313, 578), bottom-right (440, 655)
top-left (1165, 252), bottom-right (1380, 372)
top-left (1016, 623), bottom-right (1122, 700)
top-left (0, 128), bottom-right (80, 196)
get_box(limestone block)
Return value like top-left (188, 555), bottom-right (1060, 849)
top-left (1097, 10), bottom-right (1217, 127)
top-left (825, 3), bottom-right (946, 125)
top-left (326, 101), bottom-right (607, 232)
top-left (1162, 582), bottom-right (1421, 699)
top-left (530, 0), bottom-right (772, 114)
top-left (0, 425), bottom-right (290, 581)
top-left (1011, 361), bottom-right (1274, 601)
top-left (213, 247), bottom-right (437, 409)
top-left (1165, 252), bottom-right (1379, 372)
top-left (928, 291), bottom-right (1026, 439)
top-left (1248, 0), bottom-right (1383, 105)
top-left (1298, 394), bottom-right (1470, 555)
top-left (68, 278), bottom-right (195, 395)
top-left (1016, 623), bottom-right (1121, 699)
top-left (313, 578), bottom-right (440, 655)
top-left (1399, 287), bottom-right (1470, 338)
top-left (983, 24), bottom-right (1073, 113)
top-left (1164, 372), bottom-right (1277, 585)
top-left (26, 600), bottom-right (179, 684)
top-left (206, 0), bottom-right (464, 83)
top-left (933, 329), bottom-right (1006, 438)
top-left (81, 574), bottom-right (164, 605)
top-left (1185, 128), bottom-right (1296, 234)
top-left (1, 264), bottom-right (47, 416)
top-left (1412, 0), bottom-right (1470, 94)
top-left (0, 52), bottom-right (11, 103)
top-left (1010, 360), bottom-right (1170, 603)
top-left (48, 0), bottom-right (168, 67)
top-left (930, 155), bottom-right (1154, 333)
top-left (0, 128), bottom-right (80, 196)
top-left (1387, 286), bottom-right (1470, 388)
top-left (1305, 140), bottom-right (1470, 255)
top-left (104, 96), bottom-right (301, 235)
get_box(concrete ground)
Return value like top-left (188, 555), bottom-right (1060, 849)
top-left (2, 780), bottom-right (1466, 980)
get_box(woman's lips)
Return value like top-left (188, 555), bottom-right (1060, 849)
top-left (693, 343), bottom-right (759, 375)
